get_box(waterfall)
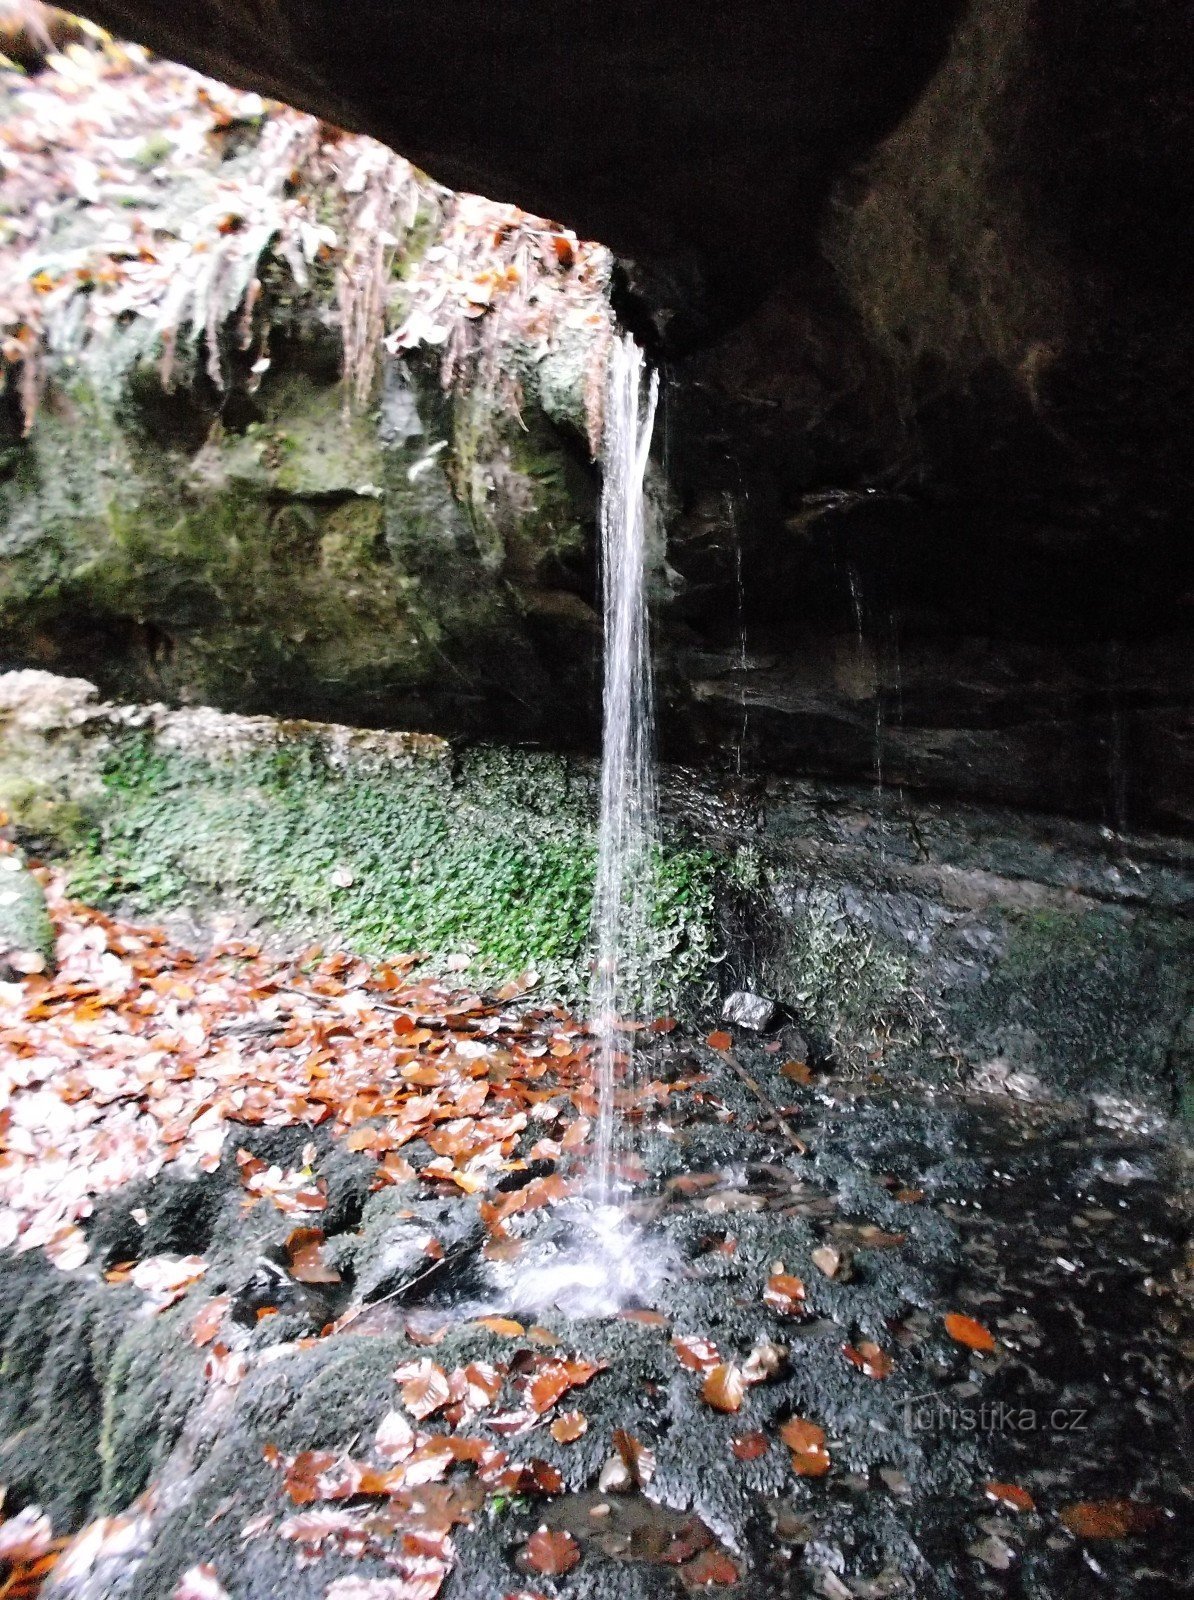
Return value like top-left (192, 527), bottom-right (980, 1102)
top-left (590, 334), bottom-right (660, 1202)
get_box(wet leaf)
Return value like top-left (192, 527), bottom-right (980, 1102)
top-left (780, 1060), bottom-right (813, 1084)
top-left (285, 1226), bottom-right (341, 1284)
top-left (701, 1363), bottom-right (745, 1413)
top-left (984, 1482), bottom-right (1035, 1513)
top-left (1058, 1500), bottom-right (1162, 1540)
top-left (393, 1359), bottom-right (451, 1420)
top-left (741, 1339), bottom-right (786, 1385)
top-left (705, 1030), bottom-right (733, 1051)
top-left (763, 1272), bottom-right (806, 1316)
top-left (842, 1340), bottom-right (893, 1379)
top-left (780, 1417), bottom-right (831, 1477)
top-left (944, 1312), bottom-right (997, 1353)
top-left (0, 1505), bottom-right (54, 1563)
top-left (611, 1427), bottom-right (656, 1487)
top-left (731, 1431), bottom-right (770, 1461)
top-left (173, 1566), bottom-right (231, 1600)
top-left (549, 1411), bottom-right (587, 1443)
top-left (681, 1547), bottom-right (739, 1586)
top-left (673, 1335), bottom-right (722, 1373)
top-left (523, 1526), bottom-right (580, 1575)
top-left (375, 1409), bottom-right (416, 1461)
top-left (474, 1316), bottom-right (524, 1337)
top-left (190, 1294), bottom-right (230, 1347)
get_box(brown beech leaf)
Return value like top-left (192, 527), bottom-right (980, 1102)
top-left (741, 1339), bottom-right (786, 1386)
top-left (549, 1411), bottom-right (587, 1443)
top-left (731, 1431), bottom-right (770, 1461)
top-left (702, 1363), bottom-right (746, 1413)
top-left (474, 1316), bottom-right (524, 1337)
top-left (672, 1335), bottom-right (722, 1373)
top-left (1059, 1500), bottom-right (1162, 1540)
top-left (763, 1272), bottom-right (806, 1316)
top-left (705, 1030), bottom-right (733, 1051)
top-left (526, 1357), bottom-right (603, 1414)
top-left (944, 1312), bottom-right (997, 1353)
top-left (285, 1226), bottom-right (341, 1285)
top-left (681, 1548), bottom-right (739, 1586)
top-left (780, 1060), bottom-right (813, 1084)
top-left (0, 1506), bottom-right (54, 1564)
top-left (811, 1245), bottom-right (843, 1279)
top-left (984, 1482), bottom-right (1035, 1513)
top-left (190, 1294), bottom-right (230, 1347)
top-left (523, 1526), bottom-right (581, 1576)
top-left (173, 1566), bottom-right (230, 1600)
top-left (375, 1409), bottom-right (416, 1460)
top-left (393, 1358), bottom-right (451, 1420)
top-left (842, 1340), bottom-right (894, 1379)
top-left (780, 1417), bottom-right (831, 1477)
top-left (611, 1428), bottom-right (656, 1487)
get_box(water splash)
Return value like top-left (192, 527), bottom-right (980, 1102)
top-left (590, 334), bottom-right (660, 1203)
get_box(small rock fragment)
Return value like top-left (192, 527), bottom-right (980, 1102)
top-left (721, 990), bottom-right (779, 1032)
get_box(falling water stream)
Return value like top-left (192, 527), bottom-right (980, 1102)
top-left (590, 333), bottom-right (661, 1204)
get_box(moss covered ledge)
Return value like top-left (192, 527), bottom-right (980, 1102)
top-left (0, 670), bottom-right (717, 1007)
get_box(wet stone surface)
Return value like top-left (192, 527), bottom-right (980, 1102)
top-left (0, 903), bottom-right (1189, 1599)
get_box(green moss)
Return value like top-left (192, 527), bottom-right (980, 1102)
top-left (68, 731), bottom-right (718, 1007)
top-left (765, 884), bottom-right (917, 1061)
top-left (0, 854), bottom-right (54, 966)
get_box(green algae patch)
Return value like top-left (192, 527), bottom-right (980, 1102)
top-left (68, 730), bottom-right (717, 1007)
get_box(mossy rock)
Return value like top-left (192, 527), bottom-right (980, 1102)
top-left (0, 853), bottom-right (54, 975)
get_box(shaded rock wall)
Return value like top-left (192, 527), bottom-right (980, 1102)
top-left (5, 669), bottom-right (1191, 1110)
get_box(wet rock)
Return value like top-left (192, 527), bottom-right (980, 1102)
top-left (721, 989), bottom-right (779, 1032)
top-left (0, 852), bottom-right (54, 979)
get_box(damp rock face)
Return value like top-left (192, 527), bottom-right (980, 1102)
top-left (0, 851), bottom-right (54, 977)
top-left (4, 669), bottom-right (1192, 1112)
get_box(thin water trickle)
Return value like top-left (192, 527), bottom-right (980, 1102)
top-left (590, 334), bottom-right (660, 1205)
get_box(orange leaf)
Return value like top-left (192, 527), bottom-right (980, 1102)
top-left (706, 1030), bottom-right (733, 1051)
top-left (780, 1060), bottom-right (813, 1084)
top-left (944, 1312), bottom-right (997, 1353)
top-left (611, 1427), bottom-right (656, 1487)
top-left (1059, 1500), bottom-right (1162, 1540)
top-left (475, 1316), bottom-right (525, 1337)
top-left (780, 1416), bottom-right (831, 1477)
top-left (523, 1527), bottom-right (580, 1575)
top-left (731, 1431), bottom-right (770, 1461)
top-left (681, 1548), bottom-right (739, 1586)
top-left (842, 1340), bottom-right (894, 1379)
top-left (702, 1363), bottom-right (745, 1413)
top-left (763, 1273), bottom-right (806, 1316)
top-left (984, 1482), bottom-right (1035, 1514)
top-left (673, 1334), bottom-right (722, 1373)
top-left (285, 1227), bottom-right (341, 1285)
top-left (393, 1358), bottom-right (451, 1420)
top-left (190, 1294), bottom-right (230, 1347)
top-left (549, 1411), bottom-right (588, 1443)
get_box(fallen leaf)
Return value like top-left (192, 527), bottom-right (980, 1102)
top-left (681, 1548), bottom-right (739, 1586)
top-left (673, 1335), bottom-right (722, 1373)
top-left (285, 1226), bottom-right (341, 1285)
top-left (706, 1031), bottom-right (733, 1051)
top-left (474, 1316), bottom-right (524, 1337)
top-left (702, 1363), bottom-right (745, 1413)
top-left (731, 1431), bottom-right (770, 1461)
top-left (611, 1428), bottom-right (656, 1487)
top-left (944, 1312), bottom-right (997, 1353)
top-left (741, 1339), bottom-right (786, 1385)
top-left (984, 1482), bottom-right (1035, 1513)
top-left (1058, 1500), bottom-right (1162, 1540)
top-left (523, 1526), bottom-right (580, 1576)
top-left (549, 1411), bottom-right (587, 1443)
top-left (190, 1295), bottom-right (230, 1347)
top-left (763, 1272), bottom-right (806, 1316)
top-left (780, 1417), bottom-right (831, 1477)
top-left (173, 1565), bottom-right (230, 1600)
top-left (842, 1340), bottom-right (894, 1379)
top-left (0, 1505), bottom-right (54, 1563)
top-left (780, 1060), bottom-right (813, 1084)
top-left (393, 1359), bottom-right (451, 1420)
